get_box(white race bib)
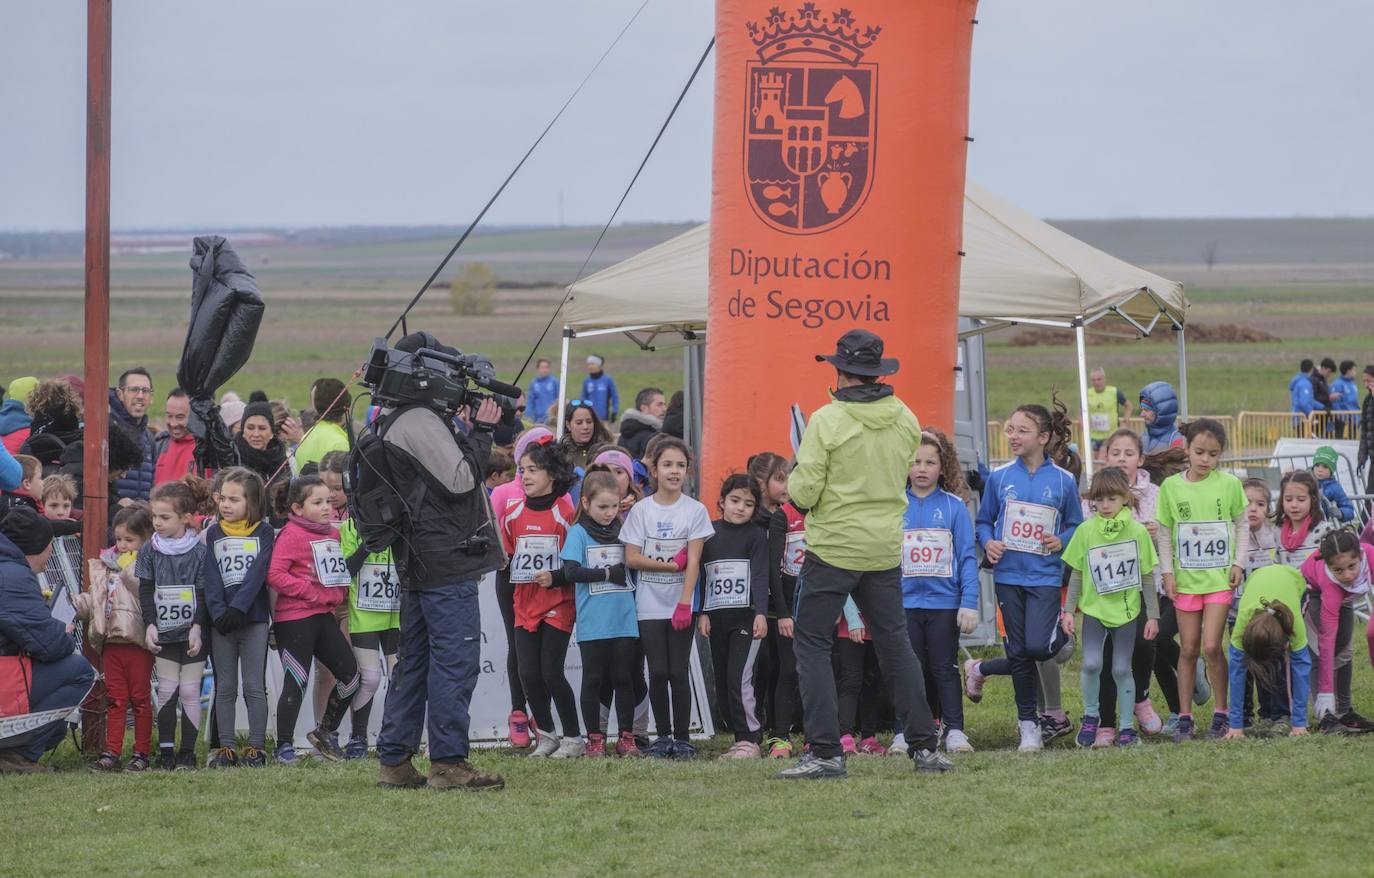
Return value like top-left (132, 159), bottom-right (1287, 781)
top-left (702, 560), bottom-right (750, 611)
top-left (355, 562), bottom-right (400, 612)
top-left (1087, 542), bottom-right (1141, 595)
top-left (1003, 501), bottom-right (1059, 556)
top-left (640, 538), bottom-right (687, 588)
top-left (902, 529), bottom-right (954, 578)
top-left (1246, 546), bottom-right (1275, 573)
top-left (1175, 521), bottom-right (1230, 570)
top-left (1089, 413), bottom-right (1111, 433)
top-left (213, 537), bottom-right (259, 588)
top-left (154, 585), bottom-right (196, 632)
top-left (511, 534), bottom-right (560, 584)
top-left (781, 531), bottom-right (806, 577)
top-left (311, 539), bottom-right (351, 587)
top-left (586, 545), bottom-right (632, 595)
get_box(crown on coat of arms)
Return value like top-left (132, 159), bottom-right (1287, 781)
top-left (747, 3), bottom-right (881, 65)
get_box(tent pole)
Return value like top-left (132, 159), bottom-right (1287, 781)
top-left (1175, 324), bottom-right (1189, 420)
top-left (556, 328), bottom-right (571, 440)
top-left (1074, 318), bottom-right (1094, 480)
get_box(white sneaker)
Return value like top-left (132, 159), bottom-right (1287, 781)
top-left (945, 729), bottom-right (974, 753)
top-left (531, 732), bottom-right (561, 758)
top-left (887, 732), bottom-right (907, 755)
top-left (1017, 720), bottom-right (1043, 753)
top-left (551, 736), bottom-right (586, 759)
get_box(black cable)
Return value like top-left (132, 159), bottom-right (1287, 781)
top-left (513, 36), bottom-right (715, 386)
top-left (384, 0), bottom-right (654, 341)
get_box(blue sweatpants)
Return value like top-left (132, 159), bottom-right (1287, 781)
top-left (995, 583), bottom-right (1067, 722)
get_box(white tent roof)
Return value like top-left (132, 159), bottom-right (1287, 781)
top-left (562, 181), bottom-right (1187, 337)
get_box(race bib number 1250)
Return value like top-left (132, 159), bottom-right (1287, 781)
top-left (311, 540), bottom-right (351, 587)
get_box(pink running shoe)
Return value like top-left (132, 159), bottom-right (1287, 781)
top-left (840, 734), bottom-right (858, 756)
top-left (508, 710), bottom-right (531, 748)
top-left (857, 736), bottom-right (885, 755)
top-left (1092, 726), bottom-right (1116, 749)
top-left (585, 733), bottom-right (606, 758)
top-left (1134, 700), bottom-right (1163, 735)
top-left (963, 659), bottom-right (985, 703)
top-left (615, 731), bottom-right (643, 758)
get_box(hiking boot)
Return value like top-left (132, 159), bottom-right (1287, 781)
top-left (615, 731), bottom-right (643, 758)
top-left (239, 747), bottom-right (267, 768)
top-left (1134, 700), bottom-right (1163, 735)
top-left (840, 733), bottom-right (858, 756)
top-left (1171, 715), bottom-right (1195, 743)
top-left (90, 751), bottom-right (122, 773)
top-left (913, 748), bottom-right (954, 773)
top-left (308, 728), bottom-right (345, 762)
top-left (646, 736), bottom-right (675, 759)
top-left (174, 750), bottom-right (198, 771)
top-left (765, 737), bottom-right (793, 759)
top-left (1040, 714), bottom-right (1074, 744)
top-left (944, 729), bottom-right (974, 753)
top-left (0, 751), bottom-right (52, 774)
top-left (123, 752), bottom-right (151, 773)
top-left (1339, 710), bottom-right (1374, 734)
top-left (1207, 712), bottom-right (1230, 740)
top-left (963, 659), bottom-right (985, 703)
top-left (1093, 726), bottom-right (1117, 749)
top-left (344, 738), bottom-right (369, 760)
top-left (427, 760), bottom-right (505, 792)
top-left (584, 733), bottom-right (607, 758)
top-left (776, 751), bottom-right (846, 780)
top-left (857, 736), bottom-right (885, 755)
top-left (671, 739), bottom-right (697, 760)
top-left (377, 758), bottom-right (428, 789)
top-left (1319, 713), bottom-right (1350, 735)
top-left (719, 740), bottom-right (761, 760)
top-left (1018, 720), bottom-right (1043, 752)
top-left (1076, 715), bottom-right (1100, 749)
top-left (1117, 729), bottom-right (1142, 747)
top-left (274, 743), bottom-right (299, 765)
top-left (157, 750), bottom-right (177, 771)
top-left (1192, 659), bottom-right (1211, 706)
top-left (530, 732), bottom-right (561, 758)
top-left (551, 736), bottom-right (586, 759)
top-left (508, 710), bottom-right (532, 748)
top-left (207, 747), bottom-right (238, 769)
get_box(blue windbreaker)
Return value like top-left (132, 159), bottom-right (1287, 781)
top-left (526, 375), bottom-right (561, 424)
top-left (1289, 372), bottom-right (1316, 416)
top-left (975, 455), bottom-right (1082, 587)
top-left (900, 488), bottom-right (979, 610)
top-left (580, 373), bottom-right (619, 422)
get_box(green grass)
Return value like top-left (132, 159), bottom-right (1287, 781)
top-left (6, 640), bottom-right (1374, 877)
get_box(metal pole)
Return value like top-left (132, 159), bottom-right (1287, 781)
top-left (1074, 319), bottom-right (1094, 480)
top-left (81, 0), bottom-right (112, 756)
top-left (555, 328), bottom-right (570, 440)
top-left (1176, 324), bottom-right (1189, 420)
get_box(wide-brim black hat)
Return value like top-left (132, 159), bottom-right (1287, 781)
top-left (816, 328), bottom-right (899, 377)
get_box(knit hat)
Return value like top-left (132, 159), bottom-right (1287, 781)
top-left (5, 377), bottom-right (38, 408)
top-left (0, 507), bottom-right (54, 557)
top-left (1312, 446), bottom-right (1339, 472)
top-left (221, 396), bottom-right (247, 430)
top-left (241, 400), bottom-right (275, 430)
top-left (514, 426), bottom-right (554, 463)
top-left (57, 373), bottom-right (86, 402)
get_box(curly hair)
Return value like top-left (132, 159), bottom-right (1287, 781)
top-left (917, 427), bottom-right (968, 500)
top-left (28, 379), bottom-right (83, 433)
top-left (520, 439), bottom-right (576, 498)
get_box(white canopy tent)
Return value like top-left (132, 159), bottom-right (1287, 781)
top-left (557, 181), bottom-right (1189, 475)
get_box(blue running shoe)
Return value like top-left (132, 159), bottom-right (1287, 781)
top-left (671, 739), bottom-right (696, 760)
top-left (1075, 715), bottom-right (1099, 749)
top-left (274, 743), bottom-right (298, 765)
top-left (646, 736), bottom-right (675, 759)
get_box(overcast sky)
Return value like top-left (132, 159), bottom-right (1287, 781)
top-left (2, 1), bottom-right (1370, 231)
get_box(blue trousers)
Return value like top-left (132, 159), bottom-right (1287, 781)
top-left (2, 654), bottom-right (95, 761)
top-left (994, 583), bottom-right (1068, 722)
top-left (377, 580), bottom-right (482, 766)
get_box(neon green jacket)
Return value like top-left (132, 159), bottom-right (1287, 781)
top-left (293, 419), bottom-right (349, 474)
top-left (788, 385), bottom-right (921, 572)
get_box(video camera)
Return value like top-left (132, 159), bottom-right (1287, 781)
top-left (362, 335), bottom-right (523, 422)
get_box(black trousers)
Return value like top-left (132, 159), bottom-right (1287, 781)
top-left (640, 618), bottom-right (695, 741)
top-left (581, 636), bottom-right (637, 736)
top-left (709, 611), bottom-right (764, 744)
top-left (599, 638), bottom-right (648, 733)
top-left (904, 608), bottom-right (964, 732)
top-left (275, 613), bottom-right (359, 745)
top-left (832, 638), bottom-right (881, 738)
top-left (495, 570), bottom-right (527, 714)
top-left (514, 622), bottom-right (579, 738)
top-left (793, 553), bottom-right (938, 757)
top-left (765, 618), bottom-right (801, 737)
top-left (1151, 594), bottom-right (1184, 715)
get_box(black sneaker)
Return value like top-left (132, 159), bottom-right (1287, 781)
top-left (1338, 711), bottom-right (1374, 734)
top-left (240, 746), bottom-right (268, 768)
top-left (157, 750), bottom-right (177, 771)
top-left (1207, 712), bottom-right (1230, 740)
top-left (776, 751), bottom-right (847, 780)
top-left (1171, 715), bottom-right (1195, 743)
top-left (308, 727), bottom-right (346, 762)
top-left (912, 748), bottom-right (954, 773)
top-left (1039, 714), bottom-right (1074, 743)
top-left (1319, 713), bottom-right (1351, 736)
top-left (207, 747), bottom-right (238, 769)
top-left (174, 750), bottom-right (198, 771)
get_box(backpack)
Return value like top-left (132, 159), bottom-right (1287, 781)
top-left (347, 406), bottom-right (412, 555)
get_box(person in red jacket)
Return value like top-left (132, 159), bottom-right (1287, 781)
top-left (153, 389), bottom-right (198, 485)
top-left (267, 474), bottom-right (360, 764)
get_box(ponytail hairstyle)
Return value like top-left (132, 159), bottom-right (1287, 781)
top-left (1274, 471), bottom-right (1323, 527)
top-left (520, 439), bottom-right (576, 498)
top-left (216, 466), bottom-right (267, 524)
top-left (111, 502), bottom-right (154, 541)
top-left (1180, 417), bottom-right (1229, 453)
top-left (918, 428), bottom-right (969, 501)
top-left (1013, 392), bottom-right (1080, 479)
top-left (1088, 466), bottom-right (1138, 511)
top-left (1242, 477), bottom-right (1272, 516)
top-left (150, 477), bottom-right (211, 518)
top-left (1104, 427), bottom-right (1143, 458)
top-left (287, 474), bottom-right (327, 511)
top-left (579, 471), bottom-right (622, 512)
top-left (718, 472), bottom-right (761, 513)
top-left (747, 451), bottom-right (790, 489)
top-left (650, 436), bottom-right (693, 469)
top-left (1318, 527), bottom-right (1362, 564)
top-left (1241, 598), bottom-right (1296, 693)
top-left (1141, 446), bottom-right (1189, 485)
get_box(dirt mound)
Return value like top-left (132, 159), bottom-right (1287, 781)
top-left (1009, 322), bottom-right (1280, 346)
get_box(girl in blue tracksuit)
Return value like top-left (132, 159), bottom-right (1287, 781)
top-left (896, 428), bottom-right (980, 755)
top-left (970, 401), bottom-right (1083, 752)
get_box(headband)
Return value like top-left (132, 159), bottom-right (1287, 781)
top-left (593, 449), bottom-right (633, 474)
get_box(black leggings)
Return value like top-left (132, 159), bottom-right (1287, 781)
top-left (1149, 594), bottom-right (1184, 715)
top-left (833, 638), bottom-right (881, 738)
top-left (514, 623), bottom-right (580, 738)
top-left (581, 637), bottom-right (637, 736)
top-left (765, 618), bottom-right (801, 737)
top-left (496, 570), bottom-right (527, 714)
top-left (275, 613), bottom-right (360, 746)
top-left (709, 613), bottom-right (764, 744)
top-left (1099, 616), bottom-right (1157, 719)
top-left (640, 618), bottom-right (694, 741)
top-left (904, 608), bottom-right (964, 732)
top-left (599, 639), bottom-right (648, 733)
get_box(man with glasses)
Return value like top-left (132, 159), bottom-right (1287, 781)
top-left (110, 367), bottom-right (158, 503)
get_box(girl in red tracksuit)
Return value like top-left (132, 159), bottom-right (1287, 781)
top-left (267, 475), bottom-right (360, 764)
top-left (501, 439), bottom-right (582, 758)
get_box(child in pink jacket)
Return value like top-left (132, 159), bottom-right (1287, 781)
top-left (1299, 529), bottom-right (1374, 734)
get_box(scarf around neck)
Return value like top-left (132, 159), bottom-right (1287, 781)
top-left (151, 531), bottom-right (200, 556)
top-left (1329, 552), bottom-right (1371, 595)
top-left (288, 513), bottom-right (335, 536)
top-left (1280, 517), bottom-right (1312, 552)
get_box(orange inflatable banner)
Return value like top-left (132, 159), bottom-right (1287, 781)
top-left (703, 0), bottom-right (978, 490)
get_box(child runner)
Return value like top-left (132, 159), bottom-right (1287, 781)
top-left (969, 402), bottom-right (1083, 752)
top-left (1155, 418), bottom-right (1249, 742)
top-left (1310, 446), bottom-right (1354, 523)
top-left (895, 428), bottom-right (979, 754)
top-left (622, 437), bottom-right (714, 759)
top-left (1274, 471), bottom-right (1336, 569)
top-left (1300, 529), bottom-right (1374, 734)
top-left (765, 497), bottom-right (806, 758)
top-left (339, 504), bottom-right (401, 759)
top-left (267, 474), bottom-right (361, 764)
top-left (562, 471), bottom-right (641, 757)
top-left (137, 480), bottom-right (211, 770)
top-left (204, 468), bottom-right (275, 768)
top-left (502, 437), bottom-right (583, 758)
top-left (698, 474), bottom-right (769, 759)
top-left (311, 451), bottom-right (353, 752)
top-left (1061, 467), bottom-right (1160, 748)
top-left (1222, 564), bottom-right (1311, 739)
top-left (81, 504), bottom-right (155, 772)
top-left (1236, 477), bottom-right (1284, 733)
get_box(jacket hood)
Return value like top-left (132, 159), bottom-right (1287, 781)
top-left (0, 398), bottom-right (32, 434)
top-left (0, 532), bottom-right (26, 567)
top-left (1138, 381), bottom-right (1178, 431)
top-left (619, 408), bottom-right (662, 433)
top-left (829, 384), bottom-right (902, 428)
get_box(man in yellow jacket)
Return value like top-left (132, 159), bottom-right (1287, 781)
top-left (778, 329), bottom-right (952, 780)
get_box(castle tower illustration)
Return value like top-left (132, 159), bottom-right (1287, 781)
top-left (751, 71), bottom-right (788, 132)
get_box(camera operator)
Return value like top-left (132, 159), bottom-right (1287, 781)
top-left (373, 332), bottom-right (506, 792)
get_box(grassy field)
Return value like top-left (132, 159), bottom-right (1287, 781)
top-left (5, 640), bottom-right (1374, 877)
